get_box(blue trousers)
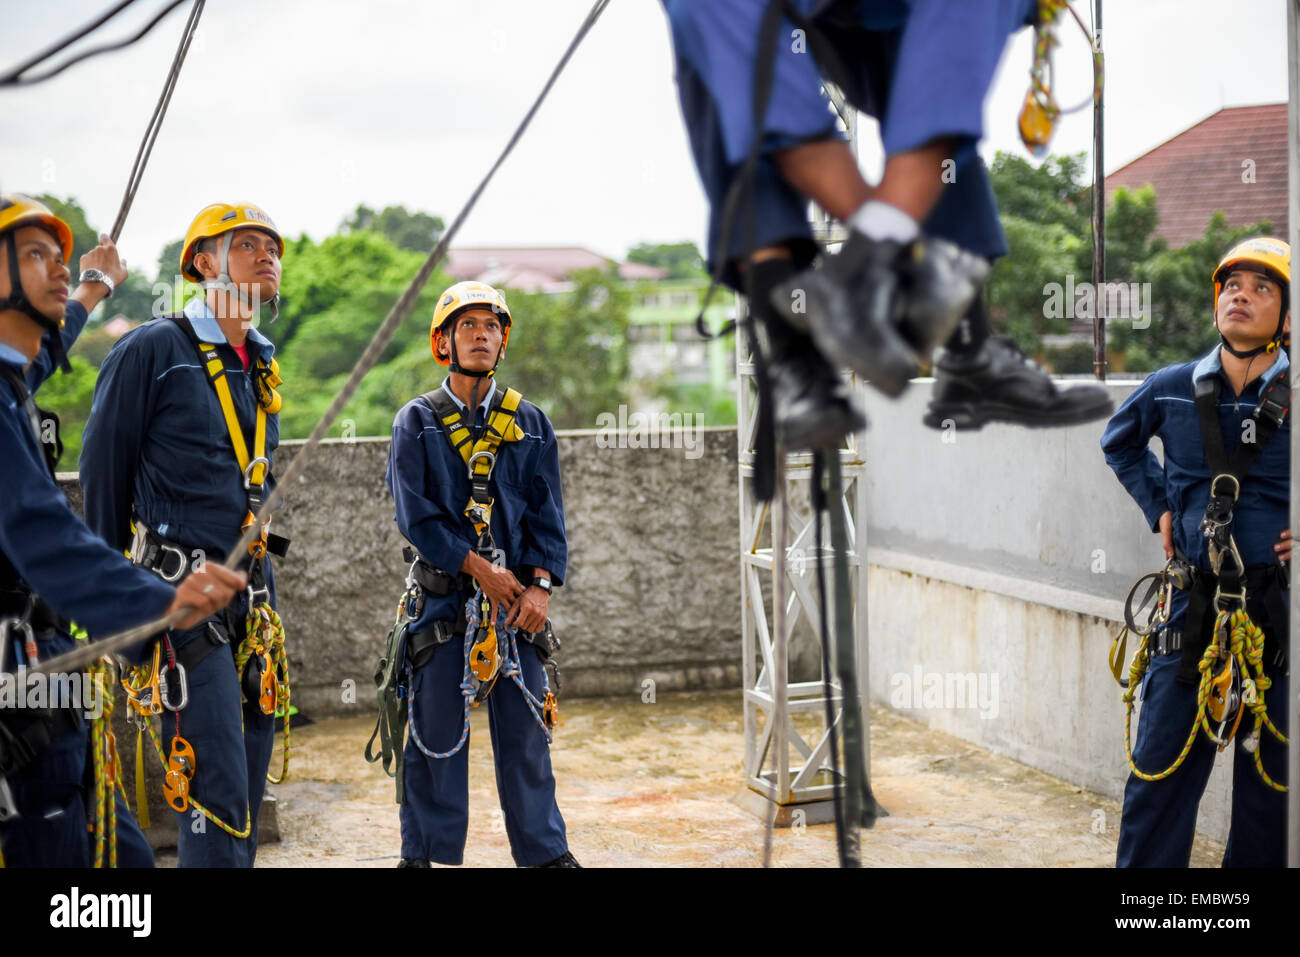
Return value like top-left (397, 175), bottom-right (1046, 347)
top-left (0, 633), bottom-right (153, 867)
top-left (1117, 645), bottom-right (1289, 868)
top-left (664, 0), bottom-right (1033, 286)
top-left (400, 632), bottom-right (568, 867)
top-left (168, 607), bottom-right (275, 868)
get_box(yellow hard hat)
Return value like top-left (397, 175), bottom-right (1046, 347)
top-left (1213, 236), bottom-right (1290, 304)
top-left (180, 202), bottom-right (283, 282)
top-left (430, 280), bottom-right (513, 368)
top-left (0, 194), bottom-right (74, 264)
top-left (1213, 236), bottom-right (1291, 356)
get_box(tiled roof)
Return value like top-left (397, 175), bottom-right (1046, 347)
top-left (1105, 104), bottom-right (1289, 248)
top-left (446, 246), bottom-right (668, 290)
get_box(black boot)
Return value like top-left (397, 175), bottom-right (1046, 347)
top-left (397, 857), bottom-right (431, 868)
top-left (532, 851), bottom-right (582, 868)
top-left (749, 259), bottom-right (866, 450)
top-left (923, 336), bottom-right (1114, 431)
top-left (894, 238), bottom-right (991, 360)
top-left (770, 234), bottom-right (987, 397)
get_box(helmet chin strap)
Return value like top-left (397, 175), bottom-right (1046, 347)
top-left (1217, 311), bottom-right (1288, 360)
top-left (0, 233), bottom-right (71, 373)
top-left (201, 233), bottom-right (280, 322)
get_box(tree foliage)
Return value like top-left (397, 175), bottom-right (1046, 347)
top-left (626, 241), bottom-right (706, 279)
top-left (342, 204), bottom-right (445, 253)
top-left (985, 151), bottom-right (1275, 373)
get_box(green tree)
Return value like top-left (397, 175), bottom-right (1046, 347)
top-left (626, 241), bottom-right (706, 279)
top-left (1111, 212), bottom-right (1273, 372)
top-left (35, 195), bottom-right (97, 267)
top-left (342, 204), bottom-right (445, 252)
top-left (32, 356), bottom-right (99, 468)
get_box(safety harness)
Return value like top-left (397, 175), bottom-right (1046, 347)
top-left (0, 367), bottom-right (127, 867)
top-left (118, 311), bottom-right (292, 837)
top-left (1110, 370), bottom-right (1290, 791)
top-left (366, 382), bottom-right (561, 803)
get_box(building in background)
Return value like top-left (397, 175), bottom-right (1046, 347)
top-left (447, 246), bottom-right (736, 416)
top-left (1105, 104), bottom-right (1289, 247)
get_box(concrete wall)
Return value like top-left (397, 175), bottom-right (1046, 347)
top-left (861, 377), bottom-right (1234, 844)
top-left (60, 426), bottom-right (746, 721)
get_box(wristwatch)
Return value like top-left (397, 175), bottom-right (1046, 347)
top-left (78, 268), bottom-right (115, 298)
top-left (531, 577), bottom-right (552, 595)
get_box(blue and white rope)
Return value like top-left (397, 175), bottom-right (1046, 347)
top-left (406, 592), bottom-right (553, 759)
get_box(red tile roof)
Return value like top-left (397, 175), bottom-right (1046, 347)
top-left (445, 246), bottom-right (668, 292)
top-left (1105, 104), bottom-right (1289, 248)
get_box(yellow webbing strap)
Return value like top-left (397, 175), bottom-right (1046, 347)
top-left (200, 342), bottom-right (268, 486)
top-left (438, 386), bottom-right (525, 470)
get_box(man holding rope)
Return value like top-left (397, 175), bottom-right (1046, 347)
top-left (81, 202), bottom-right (288, 868)
top-left (0, 194), bottom-right (245, 867)
top-left (385, 281), bottom-right (576, 868)
top-left (1102, 237), bottom-right (1291, 867)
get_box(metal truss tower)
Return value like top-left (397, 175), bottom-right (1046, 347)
top-left (738, 88), bottom-right (874, 827)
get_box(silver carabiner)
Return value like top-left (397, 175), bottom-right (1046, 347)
top-left (1, 616), bottom-right (36, 667)
top-left (0, 775), bottom-right (18, 822)
top-left (243, 456), bottom-right (272, 489)
top-left (159, 661), bottom-right (189, 713)
top-left (466, 450), bottom-right (495, 479)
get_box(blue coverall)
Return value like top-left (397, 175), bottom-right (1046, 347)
top-left (386, 378), bottom-right (570, 866)
top-left (1102, 347), bottom-right (1290, 867)
top-left (80, 296), bottom-right (280, 867)
top-left (663, 0), bottom-right (1038, 288)
top-left (0, 300), bottom-right (171, 867)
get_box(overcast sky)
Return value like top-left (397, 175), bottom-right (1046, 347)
top-left (1, 0), bottom-right (1293, 275)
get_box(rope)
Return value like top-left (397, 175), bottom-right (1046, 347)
top-left (142, 717), bottom-right (252, 839)
top-left (1027, 0), bottom-right (1103, 121)
top-left (110, 0), bottom-right (206, 242)
top-left (233, 602), bottom-right (292, 784)
top-left (87, 659), bottom-right (120, 867)
top-left (406, 595), bottom-right (555, 761)
top-left (0, 0), bottom-right (192, 87)
top-left (31, 0), bottom-right (614, 679)
top-left (1122, 609), bottom-right (1288, 790)
top-left (811, 451), bottom-right (850, 867)
top-left (407, 629), bottom-right (475, 761)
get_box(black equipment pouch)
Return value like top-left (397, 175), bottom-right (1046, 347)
top-left (401, 546), bottom-right (467, 597)
top-left (519, 620), bottom-right (560, 660)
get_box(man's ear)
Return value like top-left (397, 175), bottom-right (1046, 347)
top-left (1284, 308), bottom-right (1291, 336)
top-left (192, 249), bottom-right (218, 281)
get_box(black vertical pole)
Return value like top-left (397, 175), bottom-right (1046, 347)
top-left (1092, 0), bottom-right (1106, 381)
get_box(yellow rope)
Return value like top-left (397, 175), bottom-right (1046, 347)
top-left (1121, 608), bottom-right (1287, 790)
top-left (233, 602), bottom-right (291, 784)
top-left (142, 718), bottom-right (252, 839)
top-left (87, 659), bottom-right (119, 867)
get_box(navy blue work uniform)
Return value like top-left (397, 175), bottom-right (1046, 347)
top-left (386, 378), bottom-right (570, 866)
top-left (80, 296), bottom-right (280, 867)
top-left (0, 300), bottom-right (170, 867)
top-left (1102, 347), bottom-right (1290, 867)
top-left (663, 0), bottom-right (1036, 288)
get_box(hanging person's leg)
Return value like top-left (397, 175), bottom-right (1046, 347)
top-left (664, 0), bottom-right (868, 448)
top-left (773, 0), bottom-right (1052, 395)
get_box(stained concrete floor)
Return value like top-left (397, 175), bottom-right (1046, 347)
top-left (157, 690), bottom-right (1224, 867)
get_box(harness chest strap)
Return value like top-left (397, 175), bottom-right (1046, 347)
top-left (421, 384), bottom-right (525, 538)
top-left (167, 314), bottom-right (281, 556)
